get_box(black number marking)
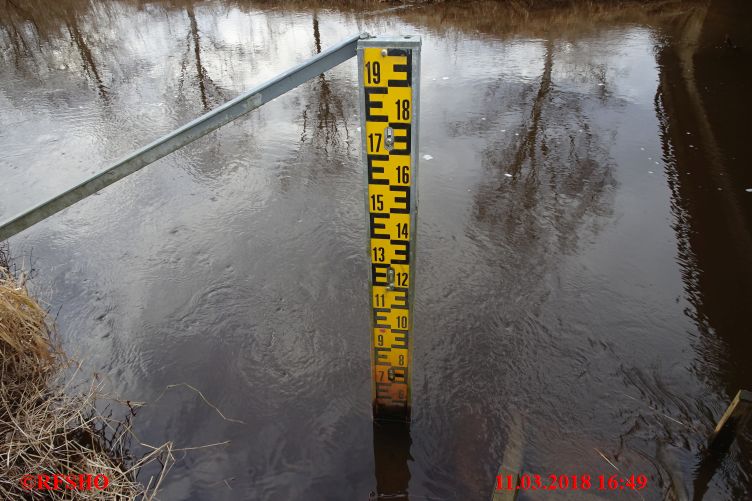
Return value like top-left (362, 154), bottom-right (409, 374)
top-left (365, 61), bottom-right (381, 84)
top-left (370, 194), bottom-right (383, 211)
top-left (395, 165), bottom-right (410, 184)
top-left (368, 133), bottom-right (382, 152)
top-left (395, 99), bottom-right (410, 120)
top-left (397, 272), bottom-right (408, 286)
top-left (372, 247), bottom-right (385, 262)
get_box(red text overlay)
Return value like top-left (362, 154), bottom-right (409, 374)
top-left (21, 474), bottom-right (110, 491)
top-left (496, 474), bottom-right (648, 492)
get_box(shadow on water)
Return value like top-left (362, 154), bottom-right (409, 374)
top-left (372, 420), bottom-right (412, 500)
top-left (654, 0), bottom-right (752, 497)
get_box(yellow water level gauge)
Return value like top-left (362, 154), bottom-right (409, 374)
top-left (358, 35), bottom-right (421, 422)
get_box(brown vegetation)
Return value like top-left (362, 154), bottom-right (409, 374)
top-left (0, 248), bottom-right (173, 500)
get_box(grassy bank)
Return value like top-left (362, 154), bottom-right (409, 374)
top-left (0, 248), bottom-right (172, 499)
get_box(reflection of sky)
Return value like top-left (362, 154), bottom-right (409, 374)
top-left (420, 38), bottom-right (547, 84)
top-left (554, 28), bottom-right (659, 104)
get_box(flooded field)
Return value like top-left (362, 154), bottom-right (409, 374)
top-left (1, 0), bottom-right (751, 499)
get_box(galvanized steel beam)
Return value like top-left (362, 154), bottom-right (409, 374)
top-left (0, 33), bottom-right (365, 241)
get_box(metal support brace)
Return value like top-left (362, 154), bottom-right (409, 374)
top-left (0, 33), bottom-right (365, 241)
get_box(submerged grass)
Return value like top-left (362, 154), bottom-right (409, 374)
top-left (0, 247), bottom-right (174, 499)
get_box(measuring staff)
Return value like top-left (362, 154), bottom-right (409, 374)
top-left (358, 35), bottom-right (421, 422)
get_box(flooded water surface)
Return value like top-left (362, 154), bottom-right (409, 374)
top-left (2, 0), bottom-right (751, 499)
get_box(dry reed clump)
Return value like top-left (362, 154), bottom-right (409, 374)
top-left (0, 249), bottom-right (173, 499)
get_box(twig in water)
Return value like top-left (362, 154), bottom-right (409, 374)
top-left (594, 447), bottom-right (620, 472)
top-left (153, 382), bottom-right (246, 424)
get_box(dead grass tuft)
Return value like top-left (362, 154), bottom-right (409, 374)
top-left (0, 247), bottom-right (174, 499)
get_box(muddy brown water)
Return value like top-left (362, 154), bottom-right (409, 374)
top-left (2, 1), bottom-right (751, 499)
